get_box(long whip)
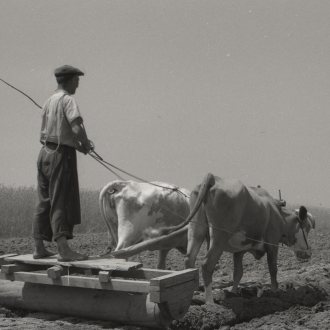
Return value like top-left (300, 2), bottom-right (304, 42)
top-left (0, 77), bottom-right (189, 197)
top-left (1, 77), bottom-right (310, 251)
top-left (0, 78), bottom-right (42, 109)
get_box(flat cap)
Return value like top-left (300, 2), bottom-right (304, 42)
top-left (54, 65), bottom-right (84, 77)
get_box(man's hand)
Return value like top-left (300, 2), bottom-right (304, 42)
top-left (73, 141), bottom-right (87, 154)
top-left (88, 139), bottom-right (95, 151)
top-left (75, 140), bottom-right (94, 155)
top-left (71, 118), bottom-right (94, 155)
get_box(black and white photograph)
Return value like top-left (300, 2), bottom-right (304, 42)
top-left (0, 1), bottom-right (329, 329)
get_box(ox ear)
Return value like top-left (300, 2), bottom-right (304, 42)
top-left (298, 206), bottom-right (307, 221)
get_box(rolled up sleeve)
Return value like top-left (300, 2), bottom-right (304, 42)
top-left (63, 95), bottom-right (82, 124)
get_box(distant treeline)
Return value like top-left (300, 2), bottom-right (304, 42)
top-left (0, 185), bottom-right (103, 238)
top-left (0, 185), bottom-right (329, 238)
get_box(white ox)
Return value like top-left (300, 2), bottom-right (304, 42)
top-left (112, 173), bottom-right (315, 304)
top-left (99, 180), bottom-right (190, 269)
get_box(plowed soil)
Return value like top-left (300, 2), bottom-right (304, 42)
top-left (0, 227), bottom-right (329, 329)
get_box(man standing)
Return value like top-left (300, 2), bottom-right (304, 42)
top-left (33, 65), bottom-right (92, 261)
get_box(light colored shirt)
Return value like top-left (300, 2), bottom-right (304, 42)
top-left (40, 90), bottom-right (82, 147)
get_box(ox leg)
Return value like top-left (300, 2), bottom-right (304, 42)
top-left (266, 246), bottom-right (279, 291)
top-left (201, 246), bottom-right (223, 304)
top-left (232, 251), bottom-right (244, 293)
top-left (157, 249), bottom-right (169, 269)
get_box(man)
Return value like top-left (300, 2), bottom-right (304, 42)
top-left (33, 65), bottom-right (92, 261)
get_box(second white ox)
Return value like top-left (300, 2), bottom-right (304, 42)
top-left (99, 180), bottom-right (190, 269)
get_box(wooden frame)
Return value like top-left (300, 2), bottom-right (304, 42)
top-left (0, 254), bottom-right (198, 305)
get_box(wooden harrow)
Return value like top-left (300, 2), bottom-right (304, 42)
top-left (0, 254), bottom-right (198, 328)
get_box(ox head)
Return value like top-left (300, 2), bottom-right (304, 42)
top-left (282, 206), bottom-right (315, 261)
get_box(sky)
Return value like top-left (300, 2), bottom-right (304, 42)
top-left (0, 0), bottom-right (330, 207)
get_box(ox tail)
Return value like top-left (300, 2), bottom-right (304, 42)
top-left (156, 172), bottom-right (216, 235)
top-left (99, 182), bottom-right (119, 247)
top-left (111, 226), bottom-right (188, 259)
top-left (111, 173), bottom-right (215, 258)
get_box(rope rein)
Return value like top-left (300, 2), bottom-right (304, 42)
top-left (89, 149), bottom-right (189, 198)
top-left (0, 77), bottom-right (187, 195)
top-left (1, 77), bottom-right (311, 252)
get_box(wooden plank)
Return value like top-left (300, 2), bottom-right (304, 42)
top-left (98, 270), bottom-right (112, 283)
top-left (150, 268), bottom-right (199, 290)
top-left (1, 264), bottom-right (21, 275)
top-left (6, 254), bottom-right (126, 265)
top-left (110, 268), bottom-right (172, 281)
top-left (84, 269), bottom-right (93, 276)
top-left (4, 255), bottom-right (173, 279)
top-left (149, 279), bottom-right (197, 303)
top-left (1, 264), bottom-right (37, 275)
top-left (47, 266), bottom-right (63, 280)
top-left (0, 254), bottom-right (18, 265)
top-left (68, 259), bottom-right (143, 271)
top-left (0, 271), bottom-right (151, 293)
top-left (5, 254), bottom-right (142, 271)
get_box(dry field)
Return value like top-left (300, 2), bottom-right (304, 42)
top-left (0, 186), bottom-right (330, 329)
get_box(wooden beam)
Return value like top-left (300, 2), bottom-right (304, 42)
top-left (0, 282), bottom-right (171, 328)
top-left (84, 269), bottom-right (93, 276)
top-left (5, 254), bottom-right (142, 271)
top-left (150, 279), bottom-right (197, 303)
top-left (98, 270), bottom-right (112, 283)
top-left (3, 255), bottom-right (174, 280)
top-left (1, 264), bottom-right (21, 275)
top-left (150, 268), bottom-right (199, 289)
top-left (109, 268), bottom-right (172, 281)
top-left (73, 260), bottom-right (142, 272)
top-left (4, 271), bottom-right (151, 293)
top-left (47, 266), bottom-right (63, 280)
top-left (0, 254), bottom-right (18, 265)
top-left (1, 264), bottom-right (36, 275)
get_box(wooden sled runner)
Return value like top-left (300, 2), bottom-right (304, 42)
top-left (0, 254), bottom-right (198, 328)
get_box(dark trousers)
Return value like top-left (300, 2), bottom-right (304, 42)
top-left (33, 143), bottom-right (81, 242)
